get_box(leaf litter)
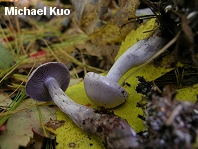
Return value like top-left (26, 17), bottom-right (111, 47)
top-left (0, 99), bottom-right (57, 149)
top-left (0, 0), bottom-right (198, 149)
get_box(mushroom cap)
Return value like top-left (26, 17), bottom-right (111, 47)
top-left (26, 62), bottom-right (70, 102)
top-left (84, 72), bottom-right (128, 108)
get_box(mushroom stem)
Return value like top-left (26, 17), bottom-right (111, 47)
top-left (44, 77), bottom-right (139, 148)
top-left (44, 77), bottom-right (95, 125)
top-left (106, 34), bottom-right (167, 83)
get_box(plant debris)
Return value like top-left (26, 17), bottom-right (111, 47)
top-left (142, 0), bottom-right (198, 67)
top-left (137, 86), bottom-right (198, 149)
top-left (0, 0), bottom-right (198, 148)
top-left (135, 76), bottom-right (153, 96)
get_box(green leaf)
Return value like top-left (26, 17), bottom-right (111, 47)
top-left (0, 43), bottom-right (14, 69)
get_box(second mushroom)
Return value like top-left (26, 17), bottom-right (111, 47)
top-left (84, 30), bottom-right (167, 108)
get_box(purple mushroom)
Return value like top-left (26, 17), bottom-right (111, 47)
top-left (84, 31), bottom-right (167, 108)
top-left (25, 62), bottom-right (139, 148)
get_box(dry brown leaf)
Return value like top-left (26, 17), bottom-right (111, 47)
top-left (71, 0), bottom-right (111, 34)
top-left (85, 42), bottom-right (119, 69)
top-left (71, 0), bottom-right (140, 45)
top-left (85, 42), bottom-right (119, 57)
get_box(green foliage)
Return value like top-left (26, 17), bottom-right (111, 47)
top-left (0, 43), bottom-right (14, 69)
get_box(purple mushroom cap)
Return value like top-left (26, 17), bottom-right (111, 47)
top-left (26, 62), bottom-right (70, 102)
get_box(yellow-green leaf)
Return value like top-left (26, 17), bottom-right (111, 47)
top-left (176, 84), bottom-right (198, 103)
